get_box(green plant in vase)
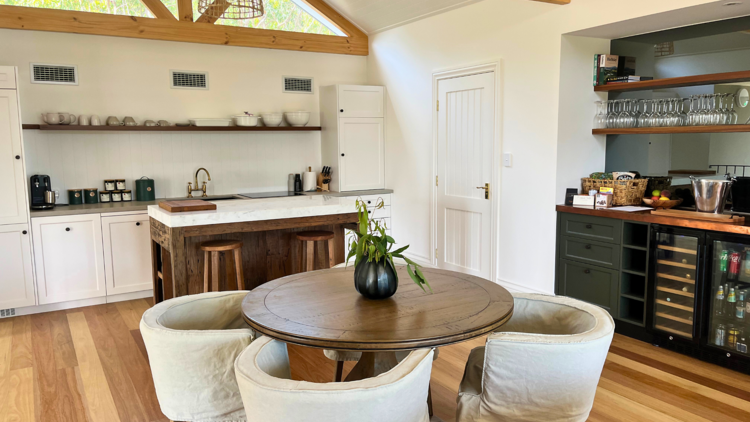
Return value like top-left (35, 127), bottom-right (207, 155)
top-left (345, 198), bottom-right (431, 299)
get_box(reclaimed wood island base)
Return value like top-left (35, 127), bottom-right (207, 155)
top-left (148, 196), bottom-right (358, 303)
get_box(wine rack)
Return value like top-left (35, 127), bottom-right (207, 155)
top-left (652, 232), bottom-right (698, 339)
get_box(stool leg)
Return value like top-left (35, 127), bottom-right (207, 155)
top-left (211, 251), bottom-right (220, 292)
top-left (306, 240), bottom-right (315, 271)
top-left (427, 384), bottom-right (433, 417)
top-left (234, 248), bottom-right (245, 290)
top-left (334, 360), bottom-right (344, 382)
top-left (300, 241), bottom-right (307, 272)
top-left (203, 251), bottom-right (210, 293)
top-left (328, 237), bottom-right (335, 269)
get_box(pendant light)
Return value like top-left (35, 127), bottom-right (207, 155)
top-left (197, 0), bottom-right (265, 20)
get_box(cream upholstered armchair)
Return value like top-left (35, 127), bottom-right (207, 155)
top-left (234, 336), bottom-right (434, 422)
top-left (457, 293), bottom-right (615, 422)
top-left (140, 291), bottom-right (256, 422)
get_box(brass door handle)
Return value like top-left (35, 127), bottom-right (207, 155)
top-left (475, 183), bottom-right (490, 199)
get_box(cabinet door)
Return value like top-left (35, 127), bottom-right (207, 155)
top-left (339, 118), bottom-right (385, 191)
top-left (0, 67), bottom-right (16, 89)
top-left (102, 213), bottom-right (153, 295)
top-left (32, 215), bottom-right (106, 304)
top-left (0, 224), bottom-right (35, 309)
top-left (0, 89), bottom-right (28, 225)
top-left (558, 259), bottom-right (619, 315)
top-left (338, 85), bottom-right (384, 118)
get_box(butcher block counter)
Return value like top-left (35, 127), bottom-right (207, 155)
top-left (149, 196), bottom-right (358, 303)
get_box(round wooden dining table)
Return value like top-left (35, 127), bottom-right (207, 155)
top-left (241, 266), bottom-right (514, 381)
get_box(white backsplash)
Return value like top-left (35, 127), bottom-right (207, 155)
top-left (23, 130), bottom-right (322, 203)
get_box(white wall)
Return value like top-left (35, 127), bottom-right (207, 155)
top-left (23, 130), bottom-right (321, 201)
top-left (367, 0), bottom-right (715, 294)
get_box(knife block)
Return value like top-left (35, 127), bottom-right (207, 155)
top-left (317, 173), bottom-right (330, 192)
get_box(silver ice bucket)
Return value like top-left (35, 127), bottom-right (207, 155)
top-left (690, 175), bottom-right (735, 214)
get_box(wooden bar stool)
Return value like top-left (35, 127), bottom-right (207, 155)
top-left (295, 231), bottom-right (335, 272)
top-left (200, 239), bottom-right (245, 293)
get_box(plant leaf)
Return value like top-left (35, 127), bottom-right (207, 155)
top-left (407, 265), bottom-right (426, 292)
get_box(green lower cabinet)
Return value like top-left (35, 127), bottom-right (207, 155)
top-left (558, 259), bottom-right (619, 315)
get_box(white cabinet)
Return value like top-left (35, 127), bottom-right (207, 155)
top-left (101, 213), bottom-right (153, 295)
top-left (0, 88), bottom-right (28, 225)
top-left (338, 85), bottom-right (385, 118)
top-left (321, 85), bottom-right (386, 192)
top-left (339, 118), bottom-right (385, 191)
top-left (0, 66), bottom-right (16, 89)
top-left (32, 214), bottom-right (106, 305)
top-left (0, 224), bottom-right (35, 309)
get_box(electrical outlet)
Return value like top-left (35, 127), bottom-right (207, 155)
top-left (503, 153), bottom-right (512, 167)
top-left (54, 189), bottom-right (59, 199)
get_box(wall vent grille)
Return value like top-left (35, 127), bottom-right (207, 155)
top-left (30, 64), bottom-right (78, 85)
top-left (171, 70), bottom-right (209, 90)
top-left (283, 76), bottom-right (314, 94)
top-left (0, 308), bottom-right (16, 318)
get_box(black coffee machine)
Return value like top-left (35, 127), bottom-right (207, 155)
top-left (30, 175), bottom-right (54, 210)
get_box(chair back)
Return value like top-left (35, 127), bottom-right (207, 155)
top-left (235, 337), bottom-right (433, 422)
top-left (480, 294), bottom-right (614, 422)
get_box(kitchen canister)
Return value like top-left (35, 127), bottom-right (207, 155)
top-left (111, 190), bottom-right (122, 202)
top-left (122, 190), bottom-right (132, 202)
top-left (104, 179), bottom-right (116, 191)
top-left (68, 189), bottom-right (83, 205)
top-left (135, 176), bottom-right (155, 201)
top-left (84, 188), bottom-right (98, 204)
top-left (116, 179), bottom-right (126, 190)
top-left (99, 191), bottom-right (111, 203)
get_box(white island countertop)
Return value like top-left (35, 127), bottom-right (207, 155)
top-left (148, 195), bottom-right (358, 228)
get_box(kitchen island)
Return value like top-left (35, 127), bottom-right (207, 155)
top-left (148, 196), bottom-right (358, 303)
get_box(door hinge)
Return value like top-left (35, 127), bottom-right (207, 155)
top-left (436, 100), bottom-right (439, 112)
top-left (435, 175), bottom-right (438, 186)
top-left (435, 248), bottom-right (438, 260)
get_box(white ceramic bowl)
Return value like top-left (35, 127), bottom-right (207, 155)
top-left (260, 113), bottom-right (283, 127)
top-left (233, 115), bottom-right (259, 127)
top-left (284, 111), bottom-right (311, 127)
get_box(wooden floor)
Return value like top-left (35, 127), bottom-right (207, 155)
top-left (1, 299), bottom-right (749, 421)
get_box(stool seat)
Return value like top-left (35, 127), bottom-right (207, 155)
top-left (295, 231), bottom-right (334, 242)
top-left (200, 239), bottom-right (244, 293)
top-left (201, 239), bottom-right (243, 252)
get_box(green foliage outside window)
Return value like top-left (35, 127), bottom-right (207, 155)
top-left (1, 0), bottom-right (336, 35)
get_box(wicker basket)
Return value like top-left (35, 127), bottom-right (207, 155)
top-left (581, 178), bottom-right (649, 206)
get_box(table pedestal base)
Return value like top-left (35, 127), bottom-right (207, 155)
top-left (344, 352), bottom-right (398, 382)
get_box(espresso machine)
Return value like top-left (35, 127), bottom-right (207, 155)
top-left (30, 175), bottom-right (55, 210)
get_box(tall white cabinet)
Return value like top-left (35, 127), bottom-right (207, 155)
top-left (0, 66), bottom-right (35, 310)
top-left (321, 85), bottom-right (385, 192)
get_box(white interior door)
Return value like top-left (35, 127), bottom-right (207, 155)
top-left (0, 89), bottom-right (28, 225)
top-left (339, 118), bottom-right (385, 191)
top-left (102, 213), bottom-right (153, 295)
top-left (0, 224), bottom-right (36, 309)
top-left (436, 72), bottom-right (494, 279)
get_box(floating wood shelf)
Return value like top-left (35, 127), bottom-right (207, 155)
top-left (21, 124), bottom-right (322, 132)
top-left (594, 70), bottom-right (750, 92)
top-left (593, 125), bottom-right (750, 135)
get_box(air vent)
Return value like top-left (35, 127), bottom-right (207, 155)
top-left (30, 63), bottom-right (78, 85)
top-left (171, 70), bottom-right (209, 90)
top-left (0, 308), bottom-right (16, 318)
top-left (283, 76), bottom-right (314, 94)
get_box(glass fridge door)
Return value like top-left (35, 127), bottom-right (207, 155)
top-left (653, 231), bottom-right (699, 339)
top-left (708, 240), bottom-right (750, 356)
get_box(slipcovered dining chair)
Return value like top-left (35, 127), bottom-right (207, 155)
top-left (140, 291), bottom-right (257, 422)
top-left (235, 336), bottom-right (434, 422)
top-left (456, 293), bottom-right (615, 422)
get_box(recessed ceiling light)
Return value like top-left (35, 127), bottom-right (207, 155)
top-left (724, 1), bottom-right (742, 6)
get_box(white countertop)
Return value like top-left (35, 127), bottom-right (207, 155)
top-left (147, 195), bottom-right (358, 228)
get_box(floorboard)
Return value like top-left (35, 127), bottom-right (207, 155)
top-left (0, 299), bottom-right (748, 422)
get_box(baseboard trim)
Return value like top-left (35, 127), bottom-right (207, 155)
top-left (8, 290), bottom-right (152, 317)
top-left (404, 253), bottom-right (436, 268)
top-left (496, 278), bottom-right (553, 295)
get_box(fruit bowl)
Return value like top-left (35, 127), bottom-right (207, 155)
top-left (642, 197), bottom-right (683, 210)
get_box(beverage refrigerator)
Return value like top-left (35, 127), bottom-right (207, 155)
top-left (648, 224), bottom-right (750, 372)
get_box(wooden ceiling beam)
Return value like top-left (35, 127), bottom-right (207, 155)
top-left (531, 0), bottom-right (571, 4)
top-left (140, 0), bottom-right (177, 20)
top-left (177, 0), bottom-right (193, 21)
top-left (0, 5), bottom-right (368, 55)
top-left (195, 0), bottom-right (230, 24)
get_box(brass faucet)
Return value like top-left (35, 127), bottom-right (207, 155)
top-left (187, 167), bottom-right (211, 198)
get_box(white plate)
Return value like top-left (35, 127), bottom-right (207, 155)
top-left (189, 118), bottom-right (232, 127)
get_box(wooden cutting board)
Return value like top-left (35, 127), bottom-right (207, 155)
top-left (158, 200), bottom-right (217, 213)
top-left (651, 209), bottom-right (745, 224)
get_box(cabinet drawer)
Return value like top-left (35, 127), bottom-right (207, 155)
top-left (561, 236), bottom-right (620, 269)
top-left (561, 213), bottom-right (621, 244)
top-left (355, 194), bottom-right (391, 207)
top-left (558, 259), bottom-right (618, 313)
